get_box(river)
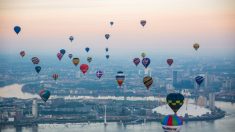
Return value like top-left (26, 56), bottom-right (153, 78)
top-left (1, 84), bottom-right (235, 132)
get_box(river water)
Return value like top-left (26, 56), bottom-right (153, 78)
top-left (1, 84), bottom-right (235, 132)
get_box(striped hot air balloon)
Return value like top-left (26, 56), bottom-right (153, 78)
top-left (161, 115), bottom-right (183, 132)
top-left (31, 57), bottom-right (40, 64)
top-left (143, 76), bottom-right (153, 90)
top-left (39, 90), bottom-right (51, 102)
top-left (57, 53), bottom-right (63, 61)
top-left (116, 71), bottom-right (125, 87)
top-left (166, 93), bottom-right (184, 114)
top-left (72, 58), bottom-right (80, 66)
top-left (52, 74), bottom-right (59, 81)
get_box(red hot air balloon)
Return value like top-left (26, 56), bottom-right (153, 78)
top-left (133, 58), bottom-right (140, 66)
top-left (20, 51), bottom-right (25, 58)
top-left (167, 59), bottom-right (174, 66)
top-left (57, 53), bottom-right (63, 61)
top-left (80, 64), bottom-right (89, 75)
top-left (52, 74), bottom-right (59, 81)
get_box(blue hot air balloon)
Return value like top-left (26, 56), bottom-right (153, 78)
top-left (85, 47), bottom-right (90, 53)
top-left (60, 49), bottom-right (66, 55)
top-left (14, 26), bottom-right (21, 35)
top-left (195, 76), bottom-right (204, 86)
top-left (106, 55), bottom-right (110, 59)
top-left (69, 36), bottom-right (74, 42)
top-left (39, 90), bottom-right (51, 102)
top-left (142, 58), bottom-right (150, 68)
top-left (35, 66), bottom-right (41, 73)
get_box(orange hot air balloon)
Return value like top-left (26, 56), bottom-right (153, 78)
top-left (72, 58), bottom-right (80, 66)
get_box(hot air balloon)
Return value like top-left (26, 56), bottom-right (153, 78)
top-left (69, 36), bottom-right (74, 42)
top-left (105, 47), bottom-right (109, 52)
top-left (87, 57), bottom-right (92, 63)
top-left (133, 58), bottom-right (140, 66)
top-left (68, 54), bottom-right (73, 59)
top-left (141, 52), bottom-right (146, 58)
top-left (85, 47), bottom-right (90, 53)
top-left (143, 76), bottom-right (153, 90)
top-left (57, 53), bottom-right (63, 61)
top-left (195, 76), bottom-right (204, 86)
top-left (193, 43), bottom-right (200, 51)
top-left (72, 58), bottom-right (80, 66)
top-left (140, 20), bottom-right (146, 27)
top-left (105, 34), bottom-right (110, 40)
top-left (142, 58), bottom-right (150, 68)
top-left (116, 71), bottom-right (125, 87)
top-left (52, 74), bottom-right (59, 81)
top-left (96, 70), bottom-right (103, 79)
top-left (39, 90), bottom-right (51, 102)
top-left (110, 21), bottom-right (114, 26)
top-left (60, 49), bottom-right (66, 55)
top-left (161, 115), bottom-right (183, 132)
top-left (35, 66), bottom-right (41, 73)
top-left (31, 57), bottom-right (40, 65)
top-left (14, 26), bottom-right (21, 35)
top-left (80, 64), bottom-right (89, 75)
top-left (166, 93), bottom-right (184, 113)
top-left (20, 51), bottom-right (25, 58)
top-left (167, 59), bottom-right (174, 66)
top-left (106, 55), bottom-right (110, 59)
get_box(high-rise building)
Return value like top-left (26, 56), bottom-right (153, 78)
top-left (209, 93), bottom-right (215, 111)
top-left (172, 71), bottom-right (177, 87)
top-left (32, 99), bottom-right (38, 118)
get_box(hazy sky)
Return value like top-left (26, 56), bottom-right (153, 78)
top-left (0, 0), bottom-right (235, 57)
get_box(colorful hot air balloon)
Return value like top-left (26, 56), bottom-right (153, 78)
top-left (193, 43), bottom-right (200, 51)
top-left (133, 58), bottom-right (140, 66)
top-left (140, 20), bottom-right (146, 27)
top-left (166, 93), bottom-right (184, 113)
top-left (110, 21), bottom-right (114, 26)
top-left (80, 64), bottom-right (89, 75)
top-left (35, 66), bottom-right (41, 73)
top-left (141, 52), bottom-right (146, 58)
top-left (20, 51), bottom-right (25, 58)
top-left (167, 59), bottom-right (174, 66)
top-left (60, 49), bottom-right (66, 55)
top-left (116, 71), bottom-right (125, 87)
top-left (143, 76), bottom-right (153, 90)
top-left (85, 47), bottom-right (90, 53)
top-left (105, 34), bottom-right (110, 40)
top-left (57, 53), bottom-right (63, 61)
top-left (72, 58), bottom-right (80, 66)
top-left (106, 55), bottom-right (110, 59)
top-left (195, 76), bottom-right (204, 86)
top-left (161, 115), bottom-right (183, 132)
top-left (69, 36), bottom-right (74, 42)
top-left (31, 57), bottom-right (40, 65)
top-left (96, 70), bottom-right (103, 79)
top-left (142, 58), bottom-right (150, 68)
top-left (105, 47), bottom-right (109, 52)
top-left (39, 90), bottom-right (51, 102)
top-left (52, 74), bottom-right (59, 81)
top-left (87, 57), bottom-right (92, 63)
top-left (68, 54), bottom-right (73, 59)
top-left (14, 26), bottom-right (21, 35)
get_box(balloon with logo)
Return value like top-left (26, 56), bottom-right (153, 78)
top-left (68, 54), bottom-right (73, 59)
top-left (116, 71), bottom-right (125, 88)
top-left (57, 53), bottom-right (63, 61)
top-left (105, 34), bottom-right (110, 40)
top-left (193, 43), bottom-right (200, 51)
top-left (60, 49), bottom-right (66, 55)
top-left (195, 76), bottom-right (204, 86)
top-left (20, 51), bottom-right (25, 58)
top-left (35, 66), bottom-right (41, 73)
top-left (14, 26), bottom-right (21, 35)
top-left (166, 93), bottom-right (184, 113)
top-left (161, 115), bottom-right (183, 132)
top-left (96, 70), bottom-right (103, 79)
top-left (85, 47), bottom-right (90, 53)
top-left (87, 57), bottom-right (92, 63)
top-left (167, 59), bottom-right (174, 66)
top-left (31, 57), bottom-right (40, 65)
top-left (80, 64), bottom-right (89, 75)
top-left (142, 58), bottom-right (150, 68)
top-left (72, 58), bottom-right (80, 66)
top-left (69, 36), bottom-right (74, 42)
top-left (52, 74), bottom-right (59, 81)
top-left (39, 90), bottom-right (51, 102)
top-left (143, 76), bottom-right (153, 90)
top-left (140, 20), bottom-right (146, 27)
top-left (133, 58), bottom-right (140, 66)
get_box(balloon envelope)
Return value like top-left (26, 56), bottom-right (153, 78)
top-left (105, 48), bottom-right (109, 52)
top-left (141, 52), bottom-right (146, 58)
top-left (116, 71), bottom-right (125, 87)
top-left (133, 58), bottom-right (140, 66)
top-left (140, 20), bottom-right (146, 27)
top-left (195, 76), bottom-right (204, 86)
top-left (68, 54), bottom-right (73, 59)
top-left (110, 21), bottom-right (114, 26)
top-left (57, 53), bottom-right (63, 61)
top-left (161, 115), bottom-right (183, 132)
top-left (31, 57), bottom-right (40, 64)
top-left (69, 36), bottom-right (74, 42)
top-left (52, 74), bottom-right (59, 81)
top-left (193, 43), bottom-right (200, 50)
top-left (14, 26), bottom-right (21, 34)
top-left (167, 59), bottom-right (174, 66)
top-left (96, 70), bottom-right (103, 79)
top-left (142, 58), bottom-right (151, 68)
top-left (87, 57), bottom-right (92, 63)
top-left (143, 76), bottom-right (153, 90)
top-left (20, 51), bottom-right (25, 57)
top-left (60, 49), bottom-right (66, 55)
top-left (80, 64), bottom-right (89, 75)
top-left (166, 93), bottom-right (184, 113)
top-left (35, 66), bottom-right (41, 73)
top-left (72, 58), bottom-right (80, 66)
top-left (39, 90), bottom-right (51, 102)
top-left (105, 34), bottom-right (110, 40)
top-left (106, 55), bottom-right (110, 59)
top-left (85, 47), bottom-right (90, 52)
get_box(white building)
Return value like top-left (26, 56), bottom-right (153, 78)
top-left (209, 93), bottom-right (215, 111)
top-left (32, 99), bottom-right (38, 118)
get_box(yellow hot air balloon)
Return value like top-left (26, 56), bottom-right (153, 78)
top-left (72, 58), bottom-right (80, 66)
top-left (193, 43), bottom-right (200, 51)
